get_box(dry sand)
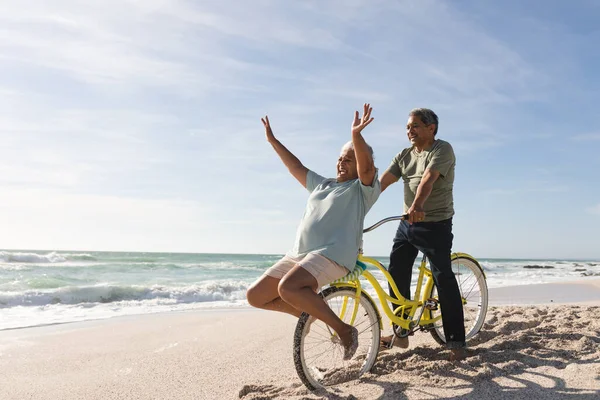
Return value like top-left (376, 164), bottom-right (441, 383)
top-left (240, 304), bottom-right (600, 400)
top-left (1, 279), bottom-right (599, 400)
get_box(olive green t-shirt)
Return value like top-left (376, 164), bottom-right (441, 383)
top-left (386, 139), bottom-right (455, 222)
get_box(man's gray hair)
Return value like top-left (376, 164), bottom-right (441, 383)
top-left (409, 108), bottom-right (439, 135)
top-left (342, 141), bottom-right (374, 159)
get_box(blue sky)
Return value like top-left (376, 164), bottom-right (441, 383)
top-left (0, 0), bottom-right (598, 259)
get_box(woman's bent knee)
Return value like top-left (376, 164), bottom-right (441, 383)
top-left (246, 286), bottom-right (261, 308)
top-left (278, 277), bottom-right (303, 303)
top-left (246, 276), bottom-right (281, 308)
top-left (277, 279), bottom-right (290, 300)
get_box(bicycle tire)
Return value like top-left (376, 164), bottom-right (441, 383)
top-left (428, 255), bottom-right (488, 345)
top-left (293, 286), bottom-right (381, 391)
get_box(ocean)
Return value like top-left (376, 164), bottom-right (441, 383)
top-left (1, 250), bottom-right (598, 330)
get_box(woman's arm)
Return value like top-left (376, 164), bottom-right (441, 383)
top-left (351, 104), bottom-right (376, 186)
top-left (262, 116), bottom-right (309, 188)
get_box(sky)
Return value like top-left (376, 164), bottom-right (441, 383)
top-left (0, 0), bottom-right (599, 259)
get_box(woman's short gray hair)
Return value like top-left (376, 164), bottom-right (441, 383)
top-left (409, 108), bottom-right (439, 135)
top-left (342, 141), bottom-right (374, 159)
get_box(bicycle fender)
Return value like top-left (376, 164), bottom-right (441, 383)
top-left (451, 253), bottom-right (487, 279)
top-left (360, 290), bottom-right (384, 330)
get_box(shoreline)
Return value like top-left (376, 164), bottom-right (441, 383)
top-left (1, 279), bottom-right (599, 399)
top-left (2, 277), bottom-right (599, 333)
top-left (488, 277), bottom-right (600, 305)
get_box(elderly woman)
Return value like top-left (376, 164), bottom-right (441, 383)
top-left (246, 104), bottom-right (381, 360)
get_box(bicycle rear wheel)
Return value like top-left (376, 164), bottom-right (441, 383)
top-left (429, 255), bottom-right (488, 345)
top-left (293, 286), bottom-right (380, 391)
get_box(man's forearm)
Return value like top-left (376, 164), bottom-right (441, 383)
top-left (412, 181), bottom-right (434, 209)
top-left (412, 169), bottom-right (440, 209)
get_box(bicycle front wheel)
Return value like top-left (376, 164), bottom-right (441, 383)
top-left (293, 286), bottom-right (381, 391)
top-left (429, 255), bottom-right (488, 345)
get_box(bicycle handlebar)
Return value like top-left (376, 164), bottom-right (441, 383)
top-left (363, 214), bottom-right (409, 233)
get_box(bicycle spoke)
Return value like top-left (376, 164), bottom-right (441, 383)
top-left (304, 343), bottom-right (339, 365)
top-left (296, 287), bottom-right (380, 390)
top-left (427, 257), bottom-right (488, 345)
top-left (460, 277), bottom-right (478, 299)
top-left (308, 323), bottom-right (336, 339)
top-left (303, 339), bottom-right (337, 352)
top-left (357, 318), bottom-right (379, 336)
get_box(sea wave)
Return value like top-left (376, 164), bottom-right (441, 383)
top-left (0, 251), bottom-right (96, 264)
top-left (0, 281), bottom-right (249, 308)
top-left (478, 260), bottom-right (599, 271)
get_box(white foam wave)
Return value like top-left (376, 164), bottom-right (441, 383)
top-left (479, 260), bottom-right (599, 271)
top-left (0, 281), bottom-right (250, 308)
top-left (0, 264), bottom-right (29, 271)
top-left (0, 299), bottom-right (250, 330)
top-left (0, 251), bottom-right (96, 264)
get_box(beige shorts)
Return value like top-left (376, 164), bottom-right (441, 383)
top-left (264, 253), bottom-right (349, 288)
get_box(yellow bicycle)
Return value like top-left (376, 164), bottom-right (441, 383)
top-left (293, 216), bottom-right (488, 390)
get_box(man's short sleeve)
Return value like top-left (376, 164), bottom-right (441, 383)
top-left (428, 142), bottom-right (455, 177)
top-left (386, 155), bottom-right (403, 178)
top-left (386, 149), bottom-right (412, 178)
top-left (306, 170), bottom-right (327, 192)
top-left (359, 169), bottom-right (381, 210)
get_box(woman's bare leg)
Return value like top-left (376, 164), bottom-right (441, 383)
top-left (278, 265), bottom-right (356, 353)
top-left (246, 275), bottom-right (302, 317)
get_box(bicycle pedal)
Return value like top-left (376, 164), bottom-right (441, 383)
top-left (424, 298), bottom-right (439, 310)
top-left (393, 326), bottom-right (412, 337)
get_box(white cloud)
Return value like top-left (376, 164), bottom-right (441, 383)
top-left (572, 133), bottom-right (600, 141)
top-left (1, 1), bottom-right (593, 256)
top-left (0, 1), bottom-right (283, 94)
top-left (0, 6), bottom-right (192, 88)
top-left (587, 204), bottom-right (600, 216)
top-left (0, 102), bottom-right (176, 190)
top-left (0, 188), bottom-right (211, 251)
top-left (483, 184), bottom-right (569, 196)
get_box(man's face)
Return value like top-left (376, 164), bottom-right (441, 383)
top-left (406, 115), bottom-right (435, 146)
top-left (336, 146), bottom-right (358, 182)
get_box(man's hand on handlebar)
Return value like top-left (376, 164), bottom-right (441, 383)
top-left (406, 205), bottom-right (425, 225)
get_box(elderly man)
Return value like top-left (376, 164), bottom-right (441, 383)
top-left (379, 108), bottom-right (466, 361)
top-left (246, 104), bottom-right (381, 360)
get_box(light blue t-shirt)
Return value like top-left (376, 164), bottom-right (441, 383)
top-left (288, 170), bottom-right (381, 271)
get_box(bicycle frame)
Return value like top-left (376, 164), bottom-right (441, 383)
top-left (329, 215), bottom-right (446, 333)
top-left (331, 253), bottom-right (442, 332)
top-left (295, 215), bottom-right (489, 391)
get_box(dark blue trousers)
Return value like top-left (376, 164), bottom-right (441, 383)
top-left (388, 218), bottom-right (465, 348)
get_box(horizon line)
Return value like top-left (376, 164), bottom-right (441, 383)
top-left (1, 248), bottom-right (599, 262)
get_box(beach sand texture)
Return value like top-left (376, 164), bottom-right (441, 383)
top-left (241, 304), bottom-right (600, 399)
top-left (1, 280), bottom-right (599, 400)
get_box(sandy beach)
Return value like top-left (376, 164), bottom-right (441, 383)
top-left (1, 279), bottom-right (599, 400)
